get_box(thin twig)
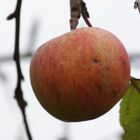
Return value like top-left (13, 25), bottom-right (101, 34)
top-left (0, 52), bottom-right (32, 63)
top-left (7, 0), bottom-right (32, 140)
top-left (134, 0), bottom-right (140, 14)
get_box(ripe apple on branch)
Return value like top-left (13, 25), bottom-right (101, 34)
top-left (30, 27), bottom-right (130, 122)
top-left (29, 0), bottom-right (140, 122)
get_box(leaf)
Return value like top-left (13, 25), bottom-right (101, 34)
top-left (120, 78), bottom-right (140, 140)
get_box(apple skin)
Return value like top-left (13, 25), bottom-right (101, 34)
top-left (30, 27), bottom-right (130, 122)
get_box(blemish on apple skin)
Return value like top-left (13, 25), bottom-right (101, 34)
top-left (97, 85), bottom-right (103, 91)
top-left (120, 56), bottom-right (127, 65)
top-left (112, 90), bottom-right (118, 97)
top-left (93, 58), bottom-right (98, 64)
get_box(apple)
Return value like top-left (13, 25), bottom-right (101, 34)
top-left (30, 27), bottom-right (130, 122)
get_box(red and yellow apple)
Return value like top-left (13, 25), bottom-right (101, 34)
top-left (30, 27), bottom-right (130, 122)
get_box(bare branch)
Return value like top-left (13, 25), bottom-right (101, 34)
top-left (7, 0), bottom-right (33, 140)
top-left (0, 52), bottom-right (32, 63)
top-left (134, 0), bottom-right (140, 14)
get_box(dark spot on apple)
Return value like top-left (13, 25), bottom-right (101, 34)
top-left (120, 57), bottom-right (127, 65)
top-left (112, 90), bottom-right (118, 97)
top-left (97, 85), bottom-right (103, 91)
top-left (93, 58), bottom-right (98, 64)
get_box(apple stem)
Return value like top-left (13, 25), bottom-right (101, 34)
top-left (81, 1), bottom-right (93, 27)
top-left (70, 0), bottom-right (93, 30)
top-left (7, 1), bottom-right (33, 140)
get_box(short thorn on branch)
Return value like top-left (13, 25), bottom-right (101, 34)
top-left (7, 0), bottom-right (21, 20)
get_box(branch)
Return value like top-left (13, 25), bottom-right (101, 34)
top-left (7, 0), bottom-right (33, 140)
top-left (0, 52), bottom-right (32, 63)
top-left (58, 123), bottom-right (70, 140)
top-left (134, 0), bottom-right (140, 14)
top-left (70, 0), bottom-right (92, 30)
